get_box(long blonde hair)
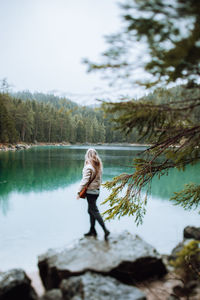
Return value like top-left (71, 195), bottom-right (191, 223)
top-left (85, 148), bottom-right (103, 174)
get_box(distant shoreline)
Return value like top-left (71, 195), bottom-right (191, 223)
top-left (0, 142), bottom-right (150, 152)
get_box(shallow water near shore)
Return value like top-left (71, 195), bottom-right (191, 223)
top-left (0, 145), bottom-right (199, 272)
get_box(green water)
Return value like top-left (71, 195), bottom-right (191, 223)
top-left (0, 145), bottom-right (199, 271)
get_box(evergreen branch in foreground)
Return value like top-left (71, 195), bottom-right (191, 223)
top-left (100, 87), bottom-right (200, 225)
top-left (102, 158), bottom-right (174, 225)
top-left (171, 184), bottom-right (200, 212)
top-left (101, 136), bottom-right (200, 225)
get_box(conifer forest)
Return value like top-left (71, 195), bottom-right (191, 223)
top-left (0, 89), bottom-right (139, 144)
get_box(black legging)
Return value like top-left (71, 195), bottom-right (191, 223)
top-left (86, 193), bottom-right (106, 231)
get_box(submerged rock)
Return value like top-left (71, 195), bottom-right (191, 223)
top-left (38, 231), bottom-right (167, 290)
top-left (60, 272), bottom-right (146, 300)
top-left (0, 269), bottom-right (38, 300)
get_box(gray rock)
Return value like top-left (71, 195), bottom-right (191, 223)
top-left (15, 144), bottom-right (30, 150)
top-left (184, 226), bottom-right (200, 240)
top-left (15, 144), bottom-right (23, 149)
top-left (173, 284), bottom-right (192, 298)
top-left (0, 268), bottom-right (38, 300)
top-left (169, 239), bottom-right (194, 261)
top-left (60, 272), bottom-right (146, 300)
top-left (38, 231), bottom-right (167, 290)
top-left (169, 241), bottom-right (185, 261)
top-left (40, 289), bottom-right (63, 300)
top-left (167, 295), bottom-right (180, 300)
top-left (170, 281), bottom-right (200, 299)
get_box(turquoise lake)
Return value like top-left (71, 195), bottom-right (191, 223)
top-left (0, 145), bottom-right (199, 272)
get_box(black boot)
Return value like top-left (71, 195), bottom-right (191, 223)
top-left (84, 228), bottom-right (97, 237)
top-left (104, 229), bottom-right (110, 241)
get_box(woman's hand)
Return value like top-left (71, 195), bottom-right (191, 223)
top-left (76, 194), bottom-right (80, 200)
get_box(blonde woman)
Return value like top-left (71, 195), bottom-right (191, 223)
top-left (77, 148), bottom-right (110, 240)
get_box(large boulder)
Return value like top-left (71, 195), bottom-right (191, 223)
top-left (60, 272), bottom-right (146, 300)
top-left (38, 231), bottom-right (167, 290)
top-left (184, 226), bottom-right (200, 240)
top-left (0, 269), bottom-right (38, 300)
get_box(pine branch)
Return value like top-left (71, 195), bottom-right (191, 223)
top-left (171, 184), bottom-right (200, 211)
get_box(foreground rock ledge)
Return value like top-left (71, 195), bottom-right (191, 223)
top-left (41, 272), bottom-right (146, 300)
top-left (61, 272), bottom-right (146, 300)
top-left (38, 231), bottom-right (167, 290)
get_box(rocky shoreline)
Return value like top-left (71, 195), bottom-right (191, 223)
top-left (0, 143), bottom-right (32, 151)
top-left (0, 228), bottom-right (199, 300)
top-left (0, 142), bottom-right (149, 152)
top-left (0, 142), bottom-right (71, 151)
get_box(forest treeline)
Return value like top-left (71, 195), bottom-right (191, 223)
top-left (0, 90), bottom-right (139, 144)
top-left (1, 86), bottom-right (199, 144)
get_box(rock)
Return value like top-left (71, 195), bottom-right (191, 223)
top-left (171, 281), bottom-right (200, 298)
top-left (38, 231), bottom-right (167, 290)
top-left (15, 144), bottom-right (21, 148)
top-left (15, 143), bottom-right (30, 150)
top-left (192, 286), bottom-right (200, 300)
top-left (185, 280), bottom-right (198, 290)
top-left (40, 289), bottom-right (63, 300)
top-left (167, 295), bottom-right (180, 300)
top-left (0, 144), bottom-right (16, 151)
top-left (0, 269), bottom-right (38, 300)
top-left (168, 238), bottom-right (200, 262)
top-left (169, 240), bottom-right (193, 261)
top-left (184, 226), bottom-right (200, 240)
top-left (15, 144), bottom-right (23, 150)
top-left (60, 272), bottom-right (146, 300)
top-left (173, 284), bottom-right (193, 298)
top-left (169, 242), bottom-right (184, 261)
top-left (0, 145), bottom-right (7, 151)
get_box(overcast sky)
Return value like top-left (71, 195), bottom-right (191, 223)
top-left (0, 0), bottom-right (144, 104)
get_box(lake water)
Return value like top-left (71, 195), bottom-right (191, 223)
top-left (0, 145), bottom-right (199, 272)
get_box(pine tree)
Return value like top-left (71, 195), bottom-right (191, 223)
top-left (85, 0), bottom-right (200, 224)
top-left (0, 94), bottom-right (18, 143)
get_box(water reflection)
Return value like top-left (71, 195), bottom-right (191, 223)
top-left (0, 146), bottom-right (139, 199)
top-left (0, 147), bottom-right (81, 213)
top-left (0, 146), bottom-right (199, 215)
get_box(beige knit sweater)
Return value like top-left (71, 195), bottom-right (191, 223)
top-left (78, 163), bottom-right (102, 195)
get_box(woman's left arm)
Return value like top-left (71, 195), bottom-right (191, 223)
top-left (77, 166), bottom-right (92, 194)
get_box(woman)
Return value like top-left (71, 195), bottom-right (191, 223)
top-left (77, 148), bottom-right (110, 240)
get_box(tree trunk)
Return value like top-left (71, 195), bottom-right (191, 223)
top-left (48, 122), bottom-right (51, 142)
top-left (21, 123), bottom-right (26, 141)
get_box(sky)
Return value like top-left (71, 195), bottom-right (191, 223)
top-left (0, 0), bottom-right (144, 104)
